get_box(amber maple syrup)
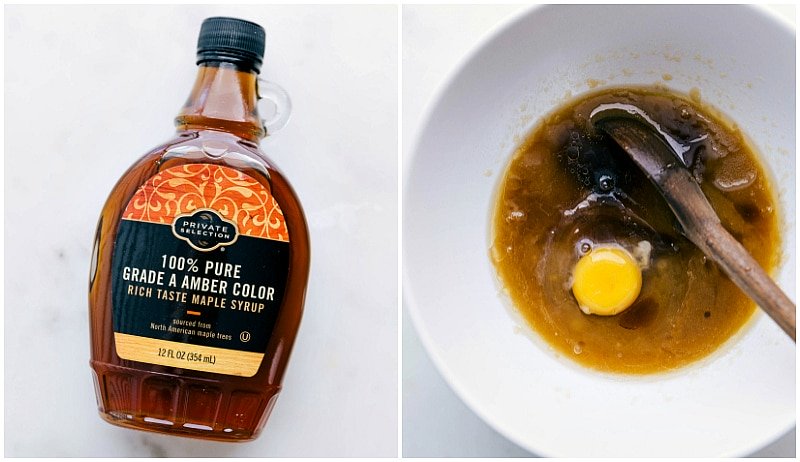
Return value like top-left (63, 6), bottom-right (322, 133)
top-left (88, 17), bottom-right (309, 441)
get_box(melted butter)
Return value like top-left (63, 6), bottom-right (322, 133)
top-left (491, 85), bottom-right (780, 374)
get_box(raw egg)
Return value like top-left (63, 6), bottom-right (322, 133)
top-left (571, 245), bottom-right (642, 315)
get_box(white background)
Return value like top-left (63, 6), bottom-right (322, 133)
top-left (5, 5), bottom-right (397, 457)
top-left (402, 4), bottom-right (796, 457)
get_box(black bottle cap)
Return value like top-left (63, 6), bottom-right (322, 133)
top-left (196, 17), bottom-right (265, 73)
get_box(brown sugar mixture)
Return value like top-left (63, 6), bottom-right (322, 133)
top-left (491, 86), bottom-right (780, 374)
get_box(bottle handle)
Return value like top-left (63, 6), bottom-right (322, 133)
top-left (257, 79), bottom-right (292, 135)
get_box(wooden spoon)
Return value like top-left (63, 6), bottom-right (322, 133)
top-left (590, 103), bottom-right (796, 341)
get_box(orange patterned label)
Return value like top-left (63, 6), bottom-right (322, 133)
top-left (122, 164), bottom-right (288, 242)
top-left (113, 163), bottom-right (291, 376)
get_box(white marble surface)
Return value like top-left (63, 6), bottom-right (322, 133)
top-left (401, 4), bottom-right (796, 458)
top-left (5, 5), bottom-right (397, 457)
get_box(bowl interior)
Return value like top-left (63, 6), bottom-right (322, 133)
top-left (404, 4), bottom-right (795, 457)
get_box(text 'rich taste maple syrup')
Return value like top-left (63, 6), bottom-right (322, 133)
top-left (88, 17), bottom-right (310, 441)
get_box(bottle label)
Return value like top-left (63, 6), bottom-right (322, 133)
top-left (111, 164), bottom-right (290, 377)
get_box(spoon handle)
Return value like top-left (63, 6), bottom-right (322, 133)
top-left (662, 170), bottom-right (796, 341)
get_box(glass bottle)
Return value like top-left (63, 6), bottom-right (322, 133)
top-left (88, 17), bottom-right (310, 442)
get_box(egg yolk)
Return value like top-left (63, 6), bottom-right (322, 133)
top-left (571, 246), bottom-right (642, 316)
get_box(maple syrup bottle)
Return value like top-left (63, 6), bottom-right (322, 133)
top-left (88, 17), bottom-right (309, 441)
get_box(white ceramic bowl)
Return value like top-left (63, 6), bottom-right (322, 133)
top-left (404, 4), bottom-right (795, 457)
